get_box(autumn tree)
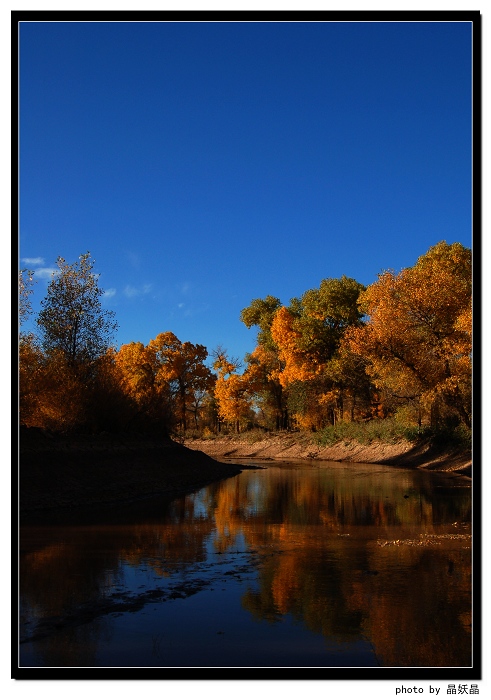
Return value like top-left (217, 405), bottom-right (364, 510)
top-left (344, 241), bottom-right (472, 429)
top-left (19, 264), bottom-right (86, 430)
top-left (37, 253), bottom-right (118, 370)
top-left (240, 296), bottom-right (282, 351)
top-left (270, 276), bottom-right (365, 386)
top-left (244, 344), bottom-right (289, 430)
top-left (270, 276), bottom-right (366, 428)
top-left (240, 296), bottom-right (290, 429)
top-left (115, 342), bottom-right (156, 406)
top-left (213, 349), bottom-right (254, 433)
top-left (20, 253), bottom-right (118, 432)
top-left (110, 342), bottom-right (171, 433)
top-left (147, 332), bottom-right (214, 432)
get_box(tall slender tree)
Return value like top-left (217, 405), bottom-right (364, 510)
top-left (37, 253), bottom-right (118, 368)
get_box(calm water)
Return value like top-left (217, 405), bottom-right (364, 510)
top-left (19, 460), bottom-right (472, 668)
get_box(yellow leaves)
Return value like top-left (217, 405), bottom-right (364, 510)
top-left (270, 307), bottom-right (318, 387)
top-left (212, 352), bottom-right (238, 379)
top-left (115, 342), bottom-right (154, 401)
top-left (318, 389), bottom-right (340, 407)
top-left (20, 347), bottom-right (86, 431)
top-left (344, 241), bottom-right (472, 425)
top-left (214, 373), bottom-right (252, 427)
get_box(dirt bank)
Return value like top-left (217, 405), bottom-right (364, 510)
top-left (184, 433), bottom-right (472, 476)
top-left (19, 429), bottom-right (242, 520)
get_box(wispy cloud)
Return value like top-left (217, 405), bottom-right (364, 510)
top-left (124, 284), bottom-right (152, 298)
top-left (34, 267), bottom-right (58, 280)
top-left (21, 257), bottom-right (45, 266)
top-left (103, 288), bottom-right (117, 299)
top-left (176, 300), bottom-right (210, 318)
top-left (20, 258), bottom-right (57, 281)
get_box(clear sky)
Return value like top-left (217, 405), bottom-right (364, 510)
top-left (19, 19), bottom-right (473, 365)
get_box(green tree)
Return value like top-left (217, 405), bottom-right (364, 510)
top-left (240, 296), bottom-right (282, 351)
top-left (37, 253), bottom-right (118, 368)
top-left (291, 275), bottom-right (366, 364)
top-left (268, 276), bottom-right (366, 428)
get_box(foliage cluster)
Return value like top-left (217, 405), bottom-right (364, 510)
top-left (314, 417), bottom-right (471, 449)
top-left (19, 242), bottom-right (472, 445)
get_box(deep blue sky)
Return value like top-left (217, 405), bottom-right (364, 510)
top-left (19, 20), bottom-right (473, 364)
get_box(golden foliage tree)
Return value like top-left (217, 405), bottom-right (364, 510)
top-left (269, 276), bottom-right (366, 428)
top-left (243, 345), bottom-right (288, 430)
top-left (344, 241), bottom-right (472, 428)
top-left (213, 350), bottom-right (253, 433)
top-left (147, 332), bottom-right (214, 432)
top-left (240, 296), bottom-right (290, 429)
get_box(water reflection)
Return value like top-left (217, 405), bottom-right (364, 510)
top-left (19, 461), bottom-right (472, 668)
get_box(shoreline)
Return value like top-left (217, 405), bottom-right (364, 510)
top-left (19, 430), bottom-right (242, 522)
top-left (184, 433), bottom-right (472, 477)
top-left (19, 428), bottom-right (471, 522)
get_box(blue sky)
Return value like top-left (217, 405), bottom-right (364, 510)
top-left (19, 20), bottom-right (473, 365)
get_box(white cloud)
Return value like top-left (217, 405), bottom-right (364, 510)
top-left (34, 267), bottom-right (58, 280)
top-left (103, 288), bottom-right (117, 299)
top-left (124, 284), bottom-right (152, 298)
top-left (21, 257), bottom-right (44, 265)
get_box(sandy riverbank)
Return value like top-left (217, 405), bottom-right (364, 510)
top-left (184, 433), bottom-right (472, 476)
top-left (19, 428), bottom-right (471, 521)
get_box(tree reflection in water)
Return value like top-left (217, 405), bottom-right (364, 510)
top-left (19, 461), bottom-right (472, 668)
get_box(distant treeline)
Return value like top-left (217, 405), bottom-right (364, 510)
top-left (19, 242), bottom-right (471, 439)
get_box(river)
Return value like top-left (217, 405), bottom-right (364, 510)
top-left (19, 459), bottom-right (472, 669)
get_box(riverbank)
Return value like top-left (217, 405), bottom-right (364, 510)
top-left (184, 432), bottom-right (472, 476)
top-left (19, 428), bottom-right (471, 521)
top-left (19, 429), bottom-right (242, 520)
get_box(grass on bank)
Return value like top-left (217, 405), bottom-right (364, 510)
top-left (179, 418), bottom-right (471, 451)
top-left (313, 418), bottom-right (471, 450)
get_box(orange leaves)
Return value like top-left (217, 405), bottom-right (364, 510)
top-left (212, 350), bottom-right (240, 380)
top-left (270, 306), bottom-right (318, 387)
top-left (344, 241), bottom-right (472, 426)
top-left (115, 342), bottom-right (155, 402)
top-left (19, 345), bottom-right (86, 431)
top-left (269, 277), bottom-right (366, 393)
top-left (214, 374), bottom-right (252, 428)
top-left (146, 333), bottom-right (214, 431)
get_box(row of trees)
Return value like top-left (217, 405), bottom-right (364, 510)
top-left (19, 254), bottom-right (215, 434)
top-left (224, 241), bottom-right (472, 433)
top-left (19, 242), bottom-right (472, 436)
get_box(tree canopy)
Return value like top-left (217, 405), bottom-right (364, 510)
top-left (344, 241), bottom-right (472, 428)
top-left (37, 253), bottom-right (118, 367)
top-left (19, 241), bottom-right (471, 437)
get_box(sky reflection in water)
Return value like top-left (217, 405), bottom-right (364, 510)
top-left (19, 461), bottom-right (472, 668)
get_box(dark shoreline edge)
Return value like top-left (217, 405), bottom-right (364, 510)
top-left (18, 429), bottom-right (242, 523)
top-left (18, 428), bottom-right (471, 524)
